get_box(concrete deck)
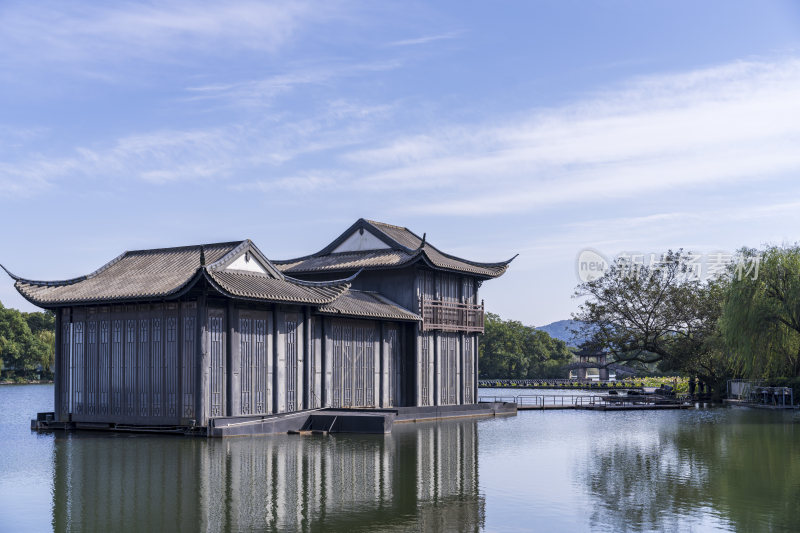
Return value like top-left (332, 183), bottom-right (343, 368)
top-left (32, 402), bottom-right (518, 438)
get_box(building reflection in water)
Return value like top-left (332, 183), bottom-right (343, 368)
top-left (52, 420), bottom-right (484, 532)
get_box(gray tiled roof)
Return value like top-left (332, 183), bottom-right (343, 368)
top-left (419, 245), bottom-right (512, 277)
top-left (276, 250), bottom-right (411, 273)
top-left (317, 290), bottom-right (420, 321)
top-left (274, 219), bottom-right (514, 278)
top-left (9, 242), bottom-right (239, 306)
top-left (4, 241), bottom-right (353, 307)
top-left (365, 220), bottom-right (423, 249)
top-left (206, 270), bottom-right (349, 304)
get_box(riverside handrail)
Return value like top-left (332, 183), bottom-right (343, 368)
top-left (479, 394), bottom-right (685, 407)
top-left (478, 378), bottom-right (639, 387)
top-left (479, 395), bottom-right (606, 407)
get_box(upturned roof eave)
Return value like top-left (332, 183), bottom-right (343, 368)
top-left (202, 269), bottom-right (351, 306)
top-left (279, 251), bottom-right (511, 279)
top-left (313, 308), bottom-right (421, 322)
top-left (12, 268), bottom-right (207, 309)
top-left (0, 251), bottom-right (128, 288)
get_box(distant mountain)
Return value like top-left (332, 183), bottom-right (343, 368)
top-left (537, 319), bottom-right (590, 347)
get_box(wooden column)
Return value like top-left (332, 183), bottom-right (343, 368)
top-left (412, 322), bottom-right (420, 407)
top-left (321, 316), bottom-right (329, 407)
top-left (271, 308), bottom-right (279, 413)
top-left (473, 335), bottom-right (479, 404)
top-left (54, 310), bottom-right (63, 421)
top-left (379, 321), bottom-right (386, 408)
top-left (459, 333), bottom-right (465, 405)
top-left (303, 307), bottom-right (311, 410)
top-left (433, 330), bottom-right (440, 406)
top-left (195, 293), bottom-right (208, 427)
top-left (226, 300), bottom-right (235, 417)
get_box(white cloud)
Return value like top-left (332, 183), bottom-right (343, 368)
top-left (185, 61), bottom-right (403, 108)
top-left (0, 97), bottom-right (393, 192)
top-left (387, 31), bottom-right (462, 47)
top-left (5, 52), bottom-right (800, 216)
top-left (345, 56), bottom-right (800, 215)
top-left (0, 1), bottom-right (322, 68)
top-left (231, 174), bottom-right (339, 193)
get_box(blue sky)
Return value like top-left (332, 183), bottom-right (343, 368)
top-left (2, 0), bottom-right (800, 326)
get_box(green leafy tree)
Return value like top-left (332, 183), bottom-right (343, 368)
top-left (479, 312), bottom-right (572, 379)
top-left (574, 250), bottom-right (731, 392)
top-left (37, 329), bottom-right (56, 377)
top-left (720, 245), bottom-right (800, 378)
top-left (0, 301), bottom-right (55, 380)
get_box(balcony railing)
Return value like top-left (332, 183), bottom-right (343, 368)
top-left (420, 297), bottom-right (485, 333)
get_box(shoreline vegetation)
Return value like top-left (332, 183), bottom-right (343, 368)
top-left (0, 302), bottom-right (55, 382)
top-left (1, 379), bottom-right (54, 385)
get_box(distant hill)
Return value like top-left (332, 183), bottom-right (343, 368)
top-left (536, 319), bottom-right (590, 347)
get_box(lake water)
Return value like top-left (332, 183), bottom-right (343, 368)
top-left (1, 385), bottom-right (798, 532)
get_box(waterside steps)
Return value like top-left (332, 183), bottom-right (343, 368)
top-left (31, 402), bottom-right (517, 438)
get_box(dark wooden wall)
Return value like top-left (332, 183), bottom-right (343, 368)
top-left (56, 303), bottom-right (196, 426)
top-left (51, 278), bottom-right (477, 428)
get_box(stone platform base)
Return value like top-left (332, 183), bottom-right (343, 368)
top-left (32, 402), bottom-right (517, 438)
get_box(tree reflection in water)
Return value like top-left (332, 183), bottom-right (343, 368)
top-left (51, 420), bottom-right (484, 532)
top-left (580, 408), bottom-right (800, 532)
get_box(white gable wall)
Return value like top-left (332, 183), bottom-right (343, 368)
top-left (332, 230), bottom-right (391, 253)
top-left (226, 253), bottom-right (268, 274)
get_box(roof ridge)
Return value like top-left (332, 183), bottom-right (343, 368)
top-left (364, 219), bottom-right (424, 248)
top-left (365, 219), bottom-right (409, 231)
top-left (125, 240), bottom-right (244, 255)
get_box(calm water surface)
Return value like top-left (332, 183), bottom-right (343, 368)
top-left (0, 385), bottom-right (798, 532)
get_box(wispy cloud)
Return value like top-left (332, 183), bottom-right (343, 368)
top-left (0, 98), bottom-right (393, 194)
top-left (6, 52), bottom-right (800, 219)
top-left (231, 174), bottom-right (339, 193)
top-left (387, 31), bottom-right (461, 47)
top-left (0, 1), bottom-right (323, 70)
top-left (343, 56), bottom-right (800, 215)
top-left (185, 61), bottom-right (403, 108)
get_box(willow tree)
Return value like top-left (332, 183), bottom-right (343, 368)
top-left (574, 250), bottom-right (730, 388)
top-left (720, 245), bottom-right (800, 378)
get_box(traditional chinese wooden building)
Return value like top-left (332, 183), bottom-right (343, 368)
top-left (4, 219), bottom-right (513, 434)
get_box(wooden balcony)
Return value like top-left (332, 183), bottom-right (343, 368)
top-left (420, 298), bottom-right (485, 333)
